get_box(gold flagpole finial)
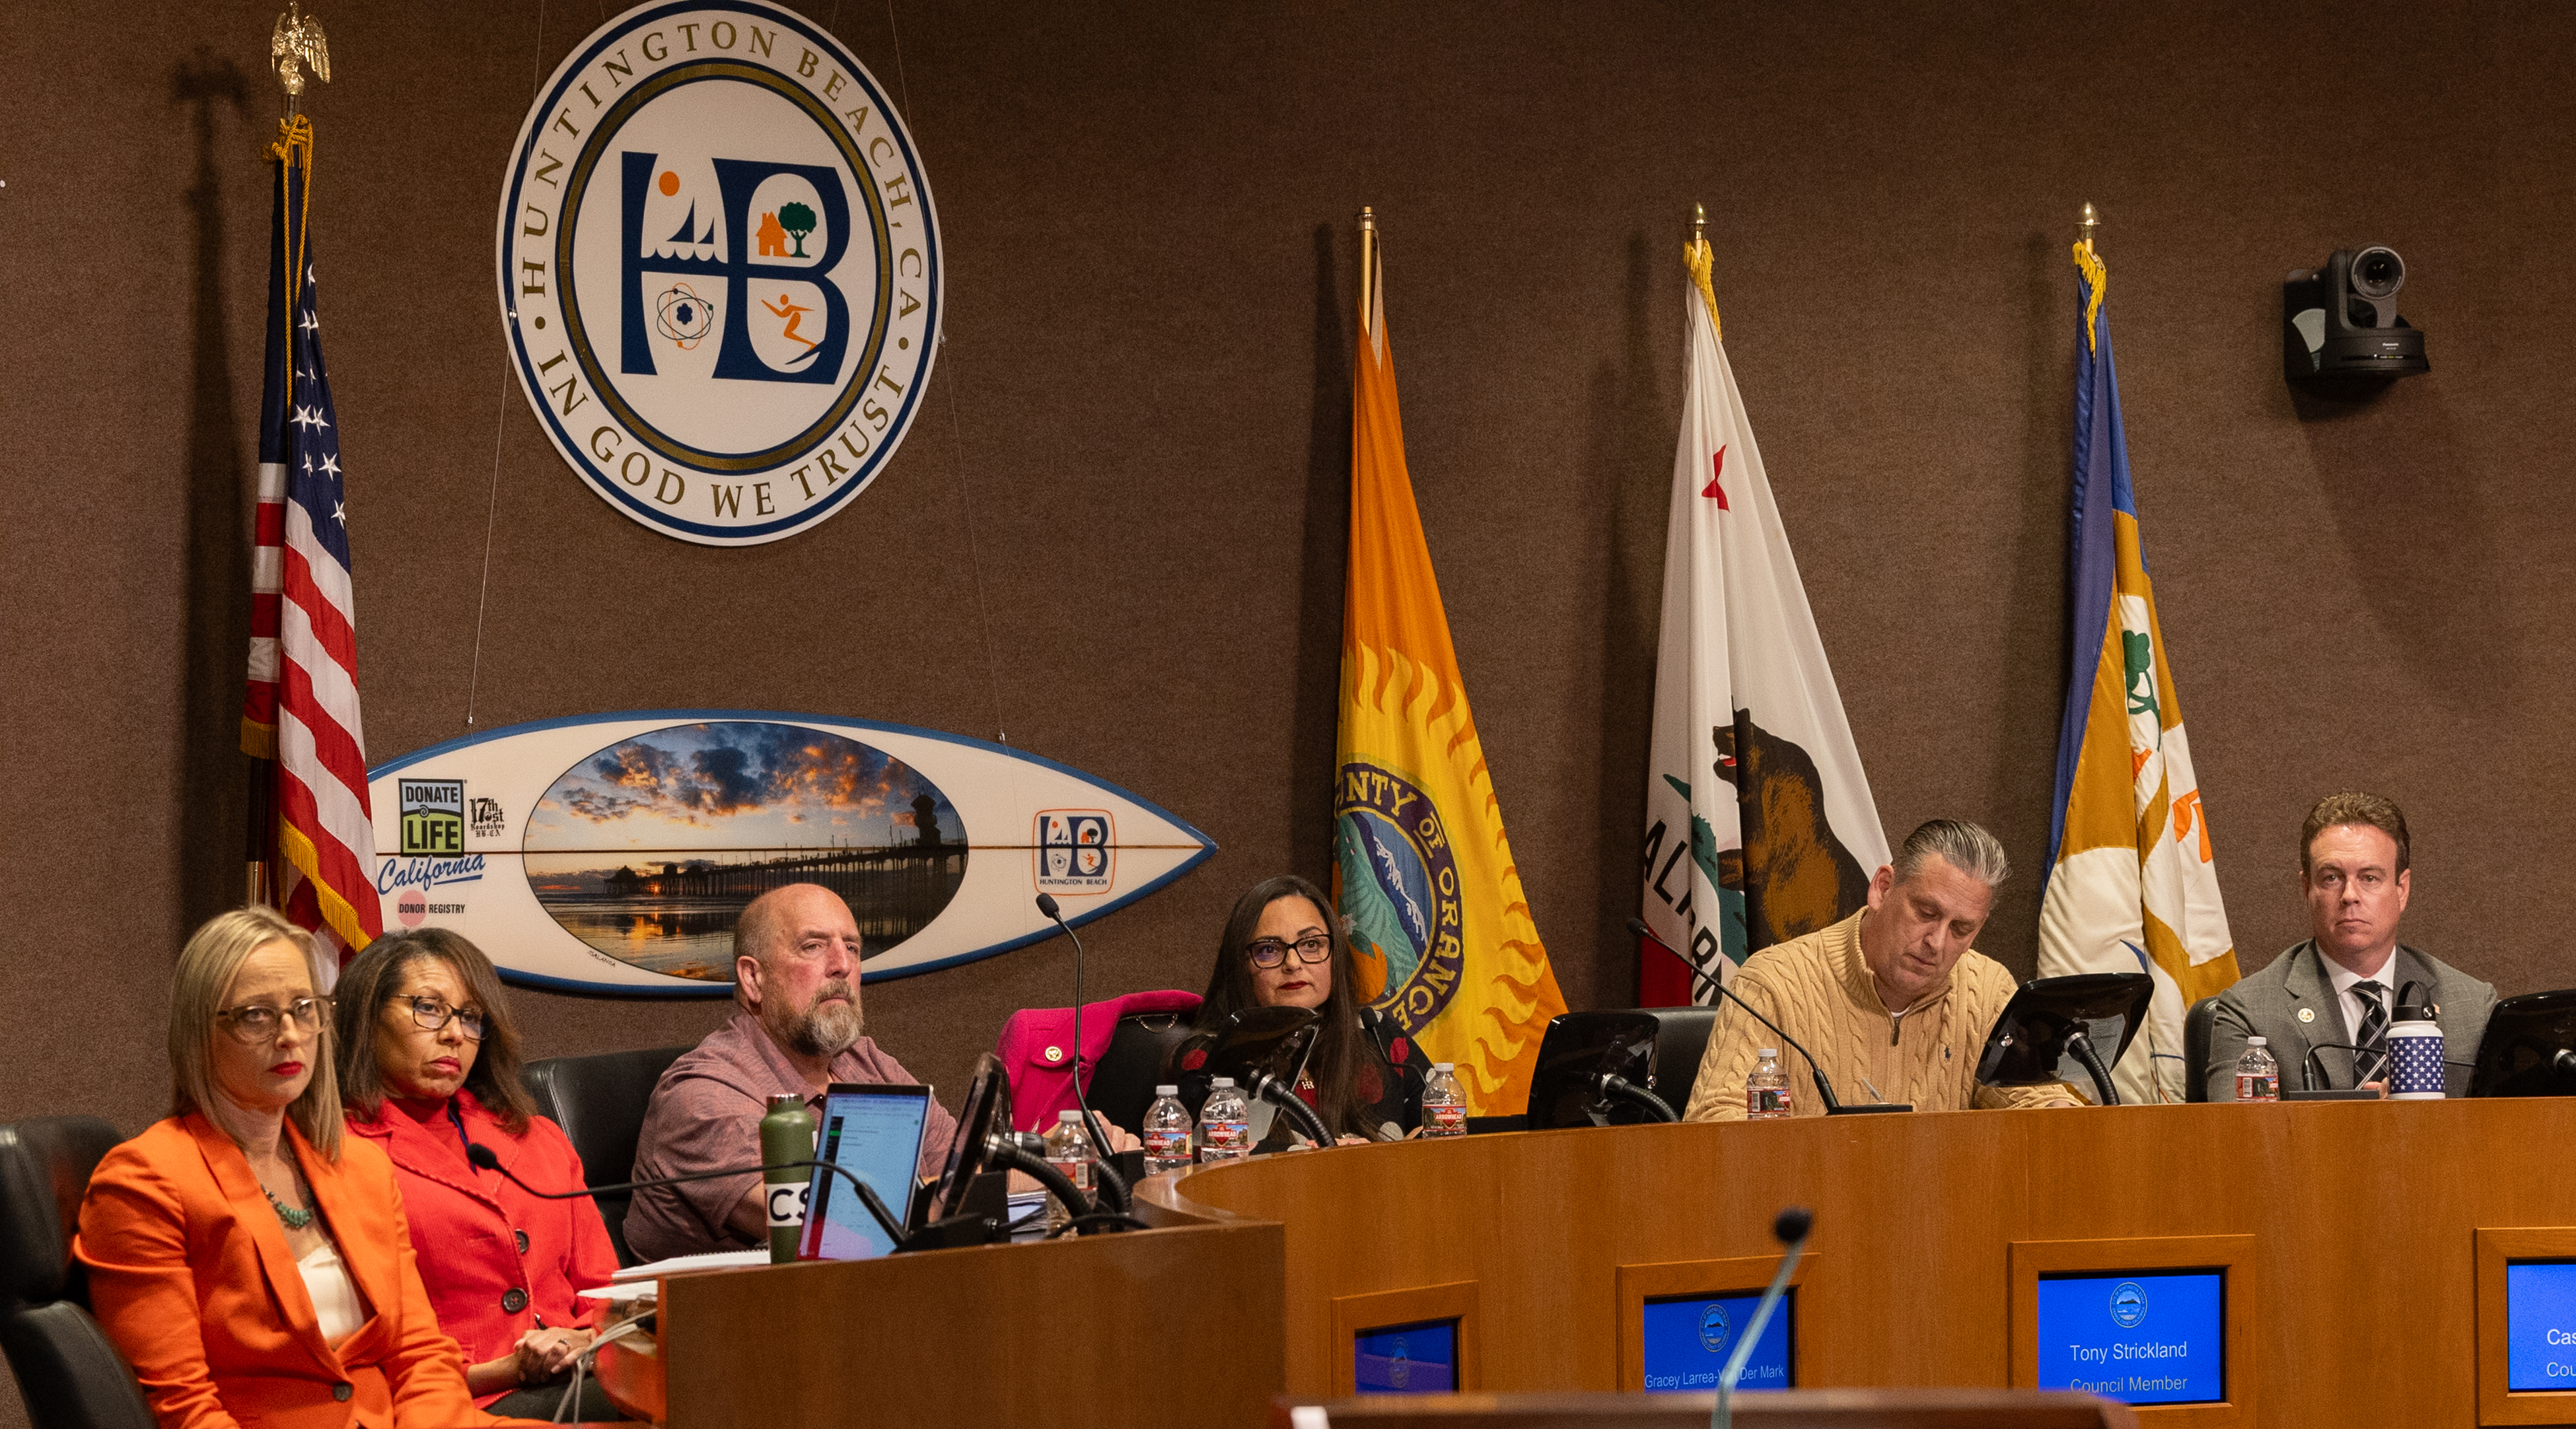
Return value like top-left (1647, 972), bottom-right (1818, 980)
top-left (2079, 201), bottom-right (2100, 258)
top-left (1691, 201), bottom-right (1706, 246)
top-left (1357, 207), bottom-right (1378, 343)
top-left (272, 1), bottom-right (332, 118)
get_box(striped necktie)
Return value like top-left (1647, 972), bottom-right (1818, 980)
top-left (2353, 981), bottom-right (2391, 1085)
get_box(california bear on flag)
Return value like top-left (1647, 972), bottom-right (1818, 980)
top-left (1637, 228), bottom-right (1888, 1005)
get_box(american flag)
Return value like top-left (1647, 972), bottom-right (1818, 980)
top-left (242, 117), bottom-right (381, 960)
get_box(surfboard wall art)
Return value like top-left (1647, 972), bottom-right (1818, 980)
top-left (365, 711), bottom-right (1216, 994)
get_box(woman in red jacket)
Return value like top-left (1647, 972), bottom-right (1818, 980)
top-left (76, 907), bottom-right (509, 1429)
top-left (332, 930), bottom-right (617, 1419)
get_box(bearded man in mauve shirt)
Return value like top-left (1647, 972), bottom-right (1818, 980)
top-left (626, 882), bottom-right (960, 1262)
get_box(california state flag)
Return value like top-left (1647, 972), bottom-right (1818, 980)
top-left (1639, 234), bottom-right (1890, 1004)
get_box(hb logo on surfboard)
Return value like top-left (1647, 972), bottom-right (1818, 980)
top-left (1034, 811), bottom-right (1114, 892)
top-left (497, 0), bottom-right (941, 546)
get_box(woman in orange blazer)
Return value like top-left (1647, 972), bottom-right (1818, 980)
top-left (75, 907), bottom-right (520, 1429)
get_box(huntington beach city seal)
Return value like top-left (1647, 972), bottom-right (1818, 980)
top-left (496, 0), bottom-right (940, 545)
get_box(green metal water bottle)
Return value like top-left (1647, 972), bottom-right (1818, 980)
top-left (759, 1092), bottom-right (815, 1264)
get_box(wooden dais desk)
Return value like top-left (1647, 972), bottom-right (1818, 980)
top-left (590, 1218), bottom-right (1283, 1428)
top-left (1137, 1098), bottom-right (2576, 1428)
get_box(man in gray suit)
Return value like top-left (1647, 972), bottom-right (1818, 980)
top-left (2205, 792), bottom-right (2495, 1099)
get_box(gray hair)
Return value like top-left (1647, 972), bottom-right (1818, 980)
top-left (1890, 818), bottom-right (2010, 890)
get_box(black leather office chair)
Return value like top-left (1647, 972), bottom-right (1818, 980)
top-left (0, 1117), bottom-right (153, 1429)
top-left (1640, 1006), bottom-right (1720, 1111)
top-left (2184, 996), bottom-right (2219, 1103)
top-left (1085, 1010), bottom-right (1203, 1136)
top-left (523, 1045), bottom-right (691, 1267)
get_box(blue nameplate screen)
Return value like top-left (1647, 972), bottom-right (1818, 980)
top-left (1641, 1292), bottom-right (1793, 1393)
top-left (1354, 1319), bottom-right (1456, 1395)
top-left (2507, 1261), bottom-right (2576, 1390)
top-left (2034, 1271), bottom-right (2224, 1406)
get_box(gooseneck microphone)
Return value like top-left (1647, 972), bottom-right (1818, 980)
top-left (1246, 1068), bottom-right (1337, 1148)
top-left (1592, 1070), bottom-right (1678, 1123)
top-left (464, 1144), bottom-right (907, 1252)
top-left (2061, 1031), bottom-right (2120, 1107)
top-left (1713, 1206), bottom-right (1813, 1429)
top-left (1033, 893), bottom-right (1120, 1162)
top-left (1628, 918), bottom-right (1902, 1115)
top-left (2297, 1041), bottom-right (2407, 1093)
top-left (2291, 1041), bottom-right (2477, 1094)
top-left (984, 1131), bottom-right (1147, 1236)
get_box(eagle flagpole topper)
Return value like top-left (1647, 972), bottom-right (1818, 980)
top-left (270, 1), bottom-right (329, 118)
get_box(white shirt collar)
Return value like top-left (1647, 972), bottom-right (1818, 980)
top-left (2319, 951), bottom-right (2396, 1001)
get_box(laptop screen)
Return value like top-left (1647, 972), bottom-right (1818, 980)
top-left (798, 1084), bottom-right (932, 1261)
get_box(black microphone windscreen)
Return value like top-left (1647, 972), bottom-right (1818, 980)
top-left (1773, 1206), bottom-right (1812, 1244)
top-left (466, 1142), bottom-right (499, 1171)
top-left (1034, 892), bottom-right (1061, 919)
top-left (1626, 917), bottom-right (1652, 938)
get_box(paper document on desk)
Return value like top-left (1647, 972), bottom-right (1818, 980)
top-left (608, 1249), bottom-right (769, 1282)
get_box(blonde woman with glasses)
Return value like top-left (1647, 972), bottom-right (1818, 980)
top-left (74, 907), bottom-right (519, 1429)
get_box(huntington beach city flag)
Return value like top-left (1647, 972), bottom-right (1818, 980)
top-left (2036, 242), bottom-right (2239, 1104)
top-left (1334, 219), bottom-right (1566, 1116)
top-left (1637, 233), bottom-right (1889, 1006)
top-left (242, 116), bottom-right (382, 961)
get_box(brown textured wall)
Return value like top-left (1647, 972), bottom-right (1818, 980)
top-left (4, 0), bottom-right (2575, 1411)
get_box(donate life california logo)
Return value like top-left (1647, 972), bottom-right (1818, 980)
top-left (497, 0), bottom-right (939, 545)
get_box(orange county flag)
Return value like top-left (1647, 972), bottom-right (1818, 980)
top-left (1334, 217), bottom-right (1567, 1116)
top-left (1638, 231), bottom-right (1890, 1006)
top-left (2036, 241), bottom-right (2240, 1104)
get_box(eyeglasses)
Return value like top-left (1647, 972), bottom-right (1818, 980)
top-left (1246, 936), bottom-right (1332, 969)
top-left (389, 995), bottom-right (486, 1042)
top-left (215, 997), bottom-right (330, 1044)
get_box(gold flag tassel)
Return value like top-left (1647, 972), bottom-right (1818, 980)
top-left (1684, 202), bottom-right (1721, 339)
top-left (2072, 201), bottom-right (2106, 353)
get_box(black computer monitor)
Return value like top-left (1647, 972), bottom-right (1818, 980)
top-left (1975, 973), bottom-right (2155, 1104)
top-left (1525, 1011), bottom-right (1663, 1129)
top-left (929, 1052), bottom-right (1014, 1223)
top-left (2468, 989), bottom-right (2576, 1098)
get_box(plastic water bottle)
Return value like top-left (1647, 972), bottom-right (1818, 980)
top-left (1040, 1110), bottom-right (1093, 1230)
top-left (1745, 1049), bottom-right (1793, 1120)
top-left (2235, 1037), bottom-right (2281, 1102)
top-left (1421, 1063), bottom-right (1467, 1138)
top-left (758, 1093), bottom-right (815, 1263)
top-left (1142, 1085), bottom-right (1195, 1173)
top-left (1198, 1078), bottom-right (1252, 1163)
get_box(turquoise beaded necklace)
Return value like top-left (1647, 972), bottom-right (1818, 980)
top-left (265, 1187), bottom-right (314, 1231)
top-left (264, 1161), bottom-right (316, 1232)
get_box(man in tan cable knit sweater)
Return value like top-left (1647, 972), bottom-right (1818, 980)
top-left (1682, 818), bottom-right (2079, 1121)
